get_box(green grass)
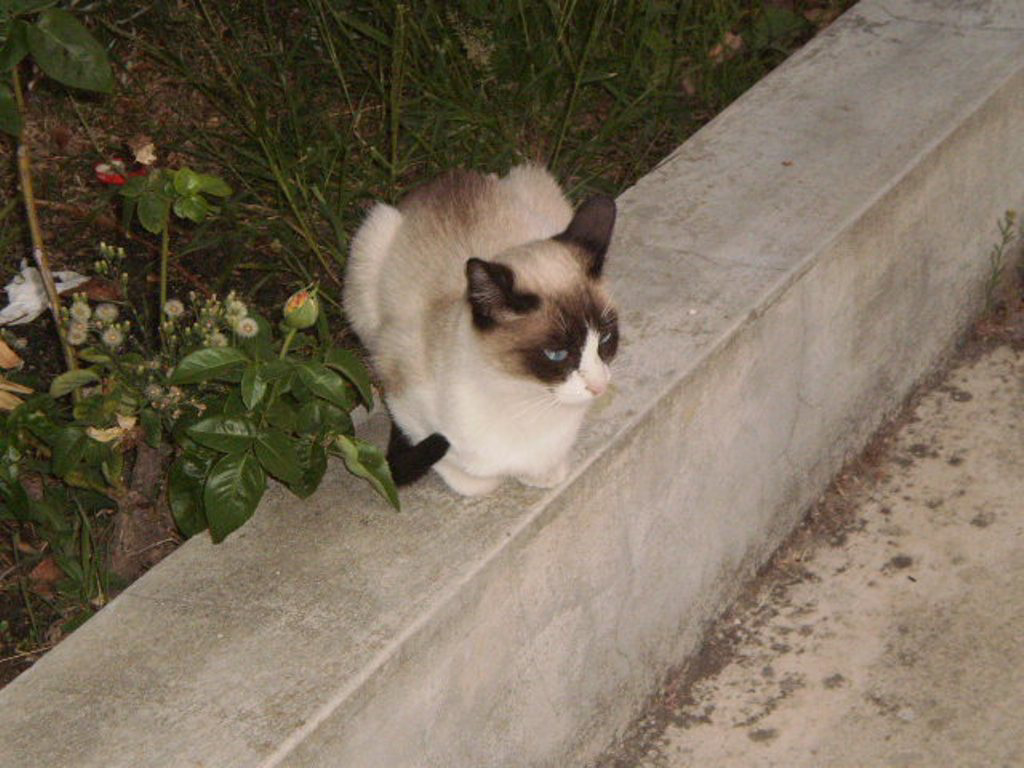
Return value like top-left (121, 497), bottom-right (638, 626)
top-left (96, 0), bottom-right (851, 323)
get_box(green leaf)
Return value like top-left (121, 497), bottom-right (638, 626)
top-left (297, 362), bottom-right (354, 410)
top-left (101, 446), bottom-right (124, 489)
top-left (49, 368), bottom-right (99, 398)
top-left (168, 451), bottom-right (212, 537)
top-left (203, 451), bottom-right (266, 542)
top-left (172, 167), bottom-right (201, 196)
top-left (170, 347), bottom-right (248, 384)
top-left (751, 6), bottom-right (808, 52)
top-left (0, 85), bottom-right (22, 136)
top-left (17, 408), bottom-right (61, 445)
top-left (223, 390), bottom-right (246, 415)
top-left (295, 399), bottom-right (352, 436)
top-left (324, 348), bottom-right (374, 409)
top-left (289, 438), bottom-right (327, 499)
top-left (197, 173), bottom-right (232, 197)
top-left (259, 358), bottom-right (293, 381)
top-left (172, 193), bottom-right (210, 223)
top-left (139, 408), bottom-right (161, 447)
top-left (24, 9), bottom-right (113, 93)
top-left (335, 435), bottom-right (399, 510)
top-left (265, 398), bottom-right (297, 432)
top-left (12, 1), bottom-right (58, 13)
top-left (51, 426), bottom-right (88, 477)
top-left (240, 364), bottom-right (267, 410)
top-left (75, 347), bottom-right (110, 364)
top-left (254, 428), bottom-right (302, 485)
top-left (187, 415), bottom-right (258, 454)
top-left (137, 191), bottom-right (171, 234)
top-left (118, 176), bottom-right (147, 199)
top-left (72, 392), bottom-right (119, 426)
top-left (0, 20), bottom-right (29, 73)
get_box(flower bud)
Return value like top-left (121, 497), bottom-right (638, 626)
top-left (283, 289), bottom-right (319, 329)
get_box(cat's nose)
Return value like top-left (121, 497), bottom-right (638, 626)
top-left (586, 379), bottom-right (607, 397)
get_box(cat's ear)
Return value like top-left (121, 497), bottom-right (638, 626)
top-left (554, 195), bottom-right (617, 278)
top-left (466, 258), bottom-right (539, 330)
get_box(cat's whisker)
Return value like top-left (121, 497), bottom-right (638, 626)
top-left (507, 391), bottom-right (560, 422)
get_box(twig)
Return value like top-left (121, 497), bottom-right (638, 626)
top-left (126, 536), bottom-right (178, 558)
top-left (0, 644), bottom-right (56, 665)
top-left (12, 67), bottom-right (77, 376)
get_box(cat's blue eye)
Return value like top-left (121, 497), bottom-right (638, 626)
top-left (600, 331), bottom-right (614, 344)
top-left (544, 348), bottom-right (568, 362)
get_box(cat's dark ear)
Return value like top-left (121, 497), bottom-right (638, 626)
top-left (554, 195), bottom-right (617, 278)
top-left (465, 258), bottom-right (539, 330)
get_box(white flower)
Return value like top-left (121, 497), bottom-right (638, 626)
top-left (69, 300), bottom-right (92, 323)
top-left (101, 326), bottom-right (124, 349)
top-left (94, 303), bottom-right (119, 324)
top-left (145, 383), bottom-right (164, 402)
top-left (67, 323), bottom-right (89, 346)
top-left (234, 316), bottom-right (259, 338)
top-left (226, 302), bottom-right (248, 323)
top-left (208, 331), bottom-right (228, 348)
top-left (163, 299), bottom-right (185, 319)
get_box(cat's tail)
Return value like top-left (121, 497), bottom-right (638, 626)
top-left (500, 163), bottom-right (574, 235)
top-left (344, 203), bottom-right (403, 349)
top-left (387, 423), bottom-right (450, 486)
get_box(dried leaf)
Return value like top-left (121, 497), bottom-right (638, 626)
top-left (804, 8), bottom-right (841, 26)
top-left (128, 134), bottom-right (157, 166)
top-left (15, 539), bottom-right (38, 555)
top-left (29, 557), bottom-right (63, 597)
top-left (0, 389), bottom-right (25, 411)
top-left (87, 425), bottom-right (128, 443)
top-left (0, 338), bottom-right (22, 368)
top-left (0, 376), bottom-right (32, 394)
top-left (710, 32), bottom-right (744, 63)
top-left (80, 277), bottom-right (124, 302)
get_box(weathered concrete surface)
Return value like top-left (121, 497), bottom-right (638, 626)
top-left (2, 1), bottom-right (1024, 767)
top-left (614, 345), bottom-right (1024, 768)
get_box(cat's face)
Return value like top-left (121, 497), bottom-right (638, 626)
top-left (466, 196), bottom-right (618, 405)
top-left (517, 287), bottom-right (618, 404)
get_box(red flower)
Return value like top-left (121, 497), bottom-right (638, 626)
top-left (94, 158), bottom-right (148, 186)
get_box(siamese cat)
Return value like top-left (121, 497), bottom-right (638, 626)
top-left (344, 164), bottom-right (618, 496)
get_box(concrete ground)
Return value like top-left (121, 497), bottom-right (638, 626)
top-left (601, 342), bottom-right (1024, 768)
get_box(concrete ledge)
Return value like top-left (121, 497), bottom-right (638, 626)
top-left (3, 2), bottom-right (1024, 766)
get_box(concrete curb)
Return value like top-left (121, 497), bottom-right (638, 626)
top-left (3, 2), bottom-right (1024, 766)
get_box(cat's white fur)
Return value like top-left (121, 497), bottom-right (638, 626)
top-left (345, 164), bottom-right (611, 495)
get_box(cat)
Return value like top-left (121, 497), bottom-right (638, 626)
top-left (343, 164), bottom-right (619, 496)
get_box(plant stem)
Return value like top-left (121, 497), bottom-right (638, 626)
top-left (11, 68), bottom-right (77, 375)
top-left (159, 223), bottom-right (170, 323)
top-left (279, 327), bottom-right (298, 359)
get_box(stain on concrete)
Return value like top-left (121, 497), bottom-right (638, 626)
top-left (823, 673), bottom-right (846, 689)
top-left (884, 554), bottom-right (914, 571)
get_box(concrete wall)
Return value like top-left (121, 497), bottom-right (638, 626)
top-left (2, 2), bottom-right (1023, 766)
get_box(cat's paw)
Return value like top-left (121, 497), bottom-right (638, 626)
top-left (516, 460), bottom-right (570, 489)
top-left (435, 462), bottom-right (502, 497)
